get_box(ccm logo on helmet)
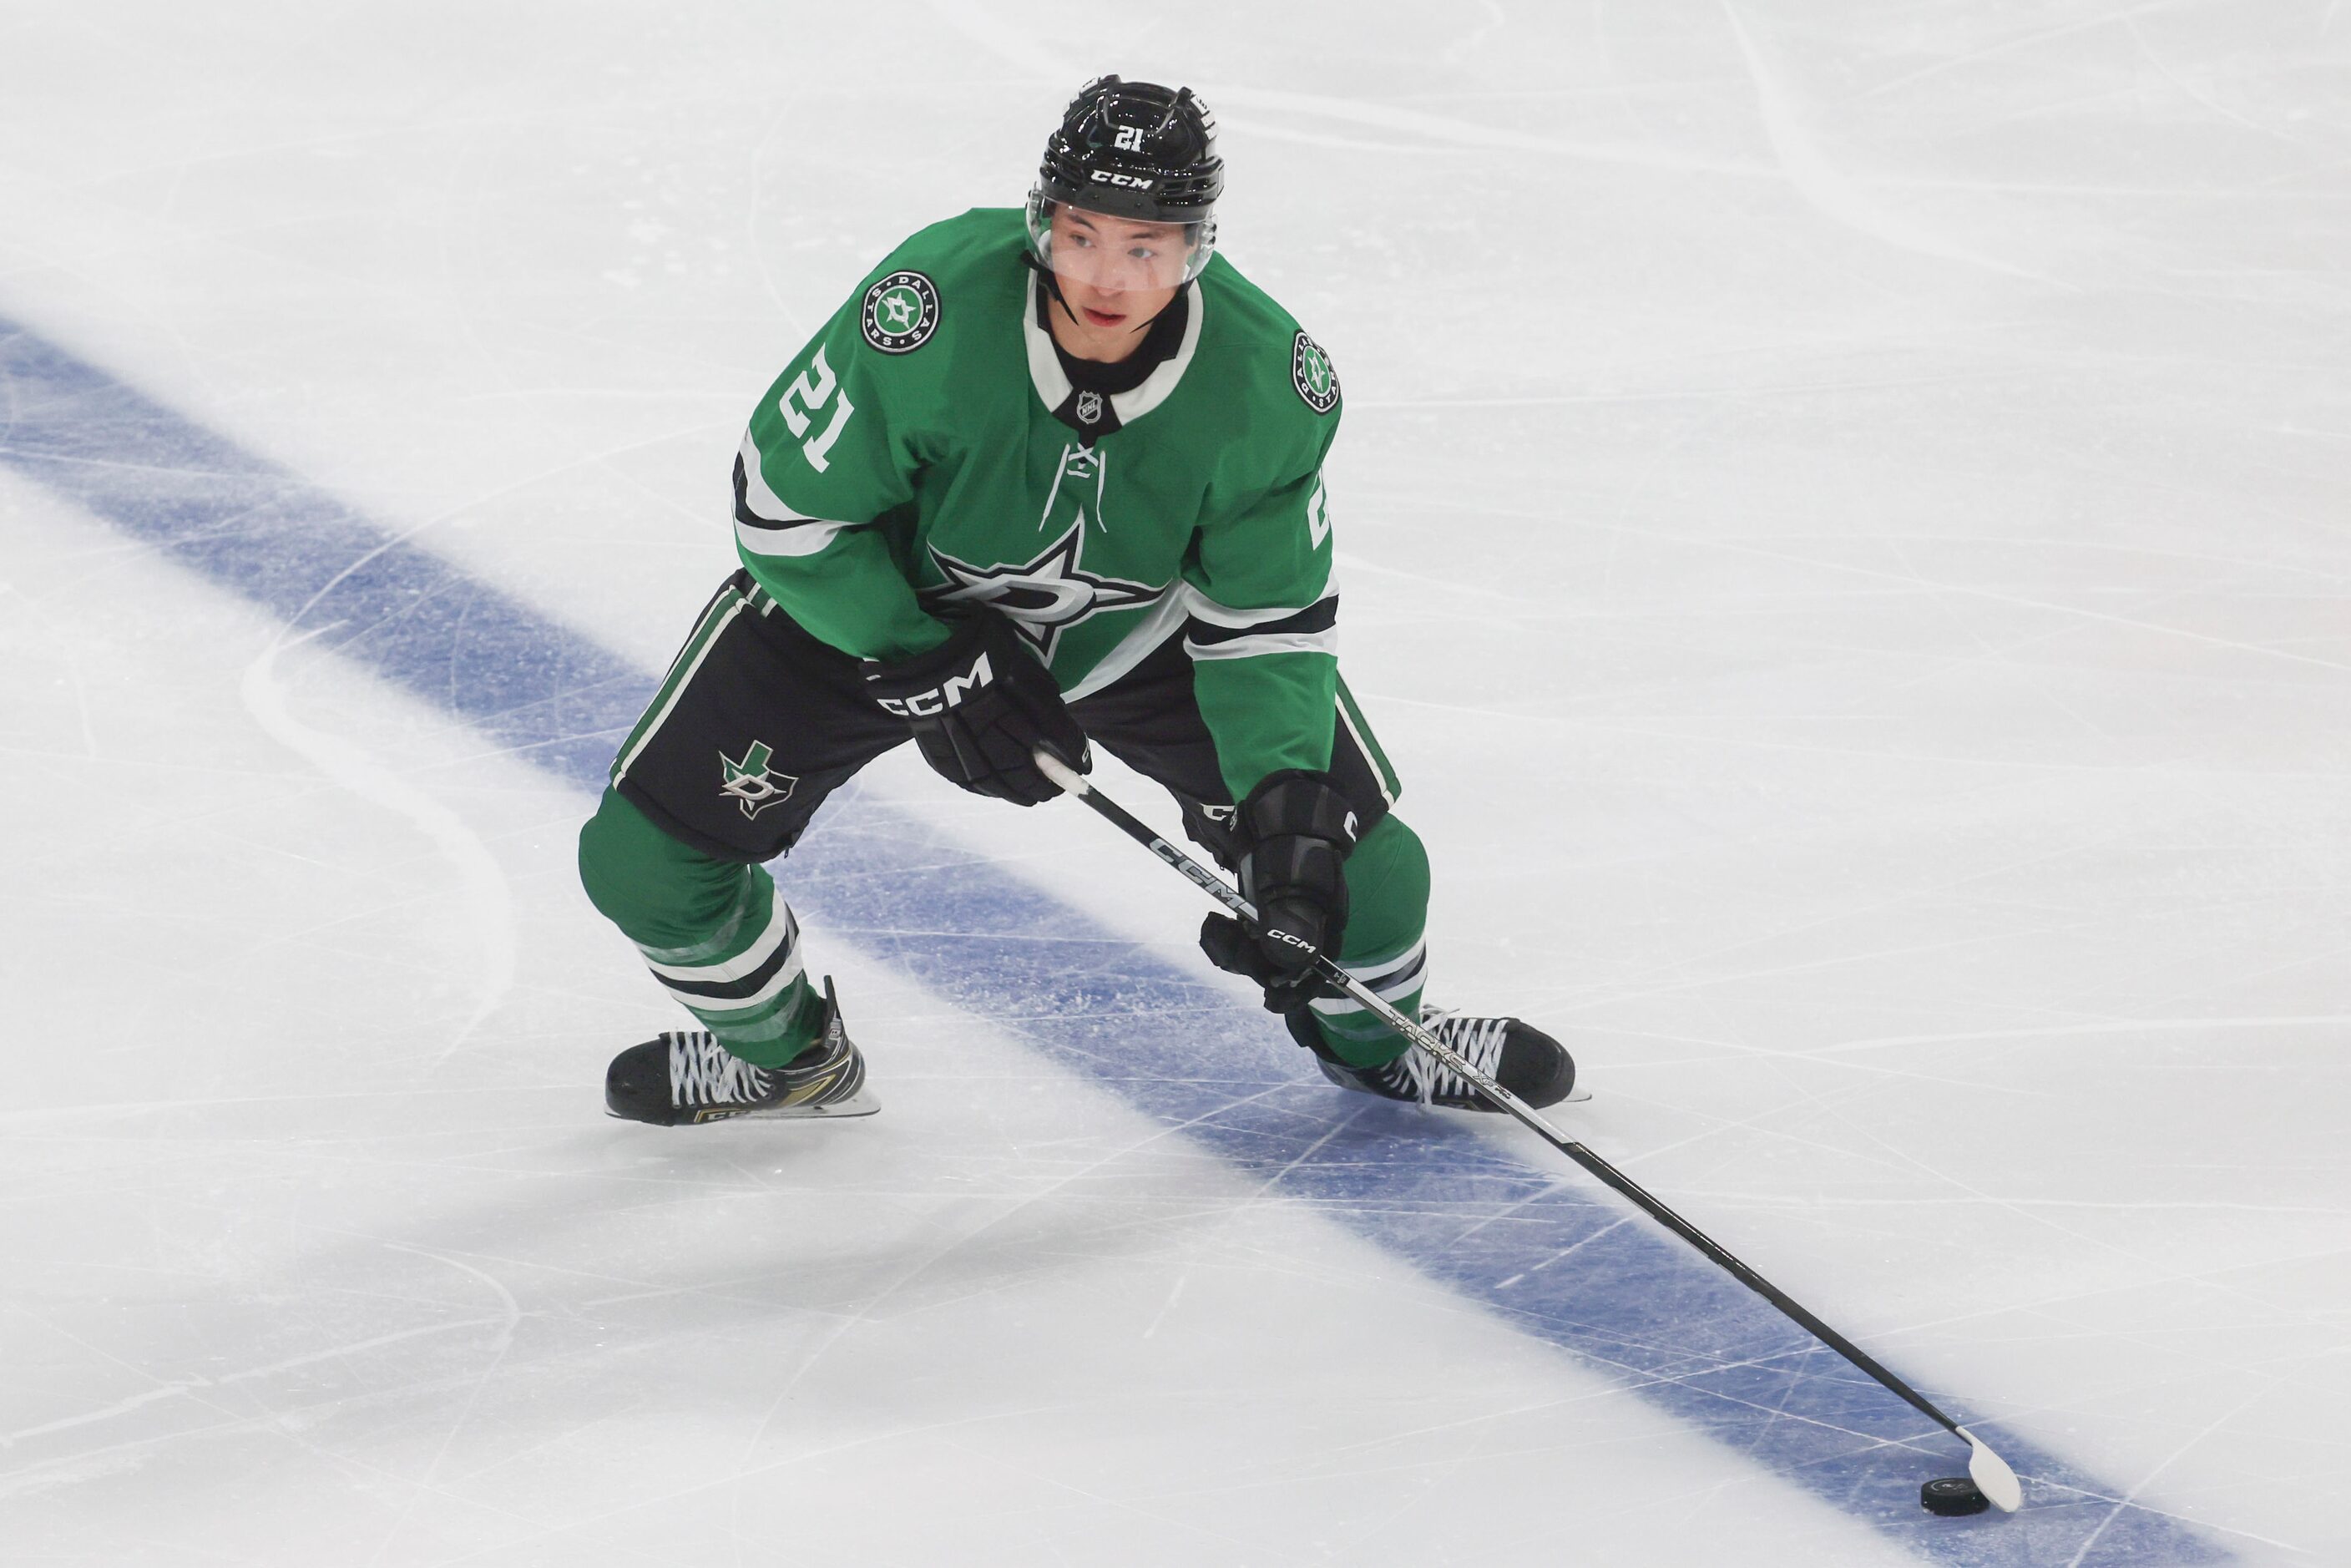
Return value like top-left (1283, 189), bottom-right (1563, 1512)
top-left (877, 654), bottom-right (993, 718)
top-left (1090, 170), bottom-right (1156, 190)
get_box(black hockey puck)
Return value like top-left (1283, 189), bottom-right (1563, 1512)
top-left (1920, 1476), bottom-right (1990, 1517)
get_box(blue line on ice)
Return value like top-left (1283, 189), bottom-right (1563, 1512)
top-left (0, 314), bottom-right (2227, 1566)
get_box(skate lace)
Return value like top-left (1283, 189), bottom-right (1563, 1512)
top-left (1402, 1011), bottom-right (1511, 1105)
top-left (668, 1032), bottom-right (771, 1106)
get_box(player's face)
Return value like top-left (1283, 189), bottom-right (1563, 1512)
top-left (1047, 205), bottom-right (1188, 345)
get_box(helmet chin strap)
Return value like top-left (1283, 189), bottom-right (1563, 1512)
top-left (1021, 250), bottom-right (1078, 328)
top-left (1022, 251), bottom-right (1172, 342)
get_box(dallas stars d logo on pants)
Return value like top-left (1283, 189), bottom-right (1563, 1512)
top-left (719, 739), bottom-right (796, 820)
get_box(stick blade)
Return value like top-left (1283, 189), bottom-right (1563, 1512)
top-left (1957, 1427), bottom-right (2023, 1513)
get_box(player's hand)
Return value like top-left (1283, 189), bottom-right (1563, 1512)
top-left (865, 611), bottom-right (1090, 806)
top-left (1198, 770), bottom-right (1359, 1011)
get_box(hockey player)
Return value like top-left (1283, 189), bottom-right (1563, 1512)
top-left (579, 77), bottom-right (1576, 1124)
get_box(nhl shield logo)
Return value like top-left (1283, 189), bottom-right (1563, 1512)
top-left (1074, 389), bottom-right (1105, 425)
top-left (862, 271), bottom-right (940, 354)
top-left (720, 740), bottom-right (798, 819)
top-left (1292, 331), bottom-right (1340, 414)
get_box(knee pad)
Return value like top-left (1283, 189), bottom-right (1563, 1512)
top-left (578, 787), bottom-right (755, 948)
top-left (1337, 815), bottom-right (1430, 965)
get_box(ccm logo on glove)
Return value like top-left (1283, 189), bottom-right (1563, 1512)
top-left (864, 612), bottom-right (1091, 807)
top-left (874, 653), bottom-right (993, 717)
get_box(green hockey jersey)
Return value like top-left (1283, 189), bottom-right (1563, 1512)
top-left (731, 207), bottom-right (1345, 801)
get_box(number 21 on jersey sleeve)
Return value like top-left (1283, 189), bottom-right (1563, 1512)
top-left (776, 346), bottom-right (857, 473)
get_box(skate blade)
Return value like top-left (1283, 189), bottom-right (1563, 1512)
top-left (1564, 1084), bottom-right (1593, 1104)
top-left (736, 1088), bottom-right (880, 1120)
top-left (614, 1088), bottom-right (881, 1125)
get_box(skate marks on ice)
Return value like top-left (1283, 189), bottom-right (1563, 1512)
top-left (0, 315), bottom-right (2232, 1565)
top-left (239, 630), bottom-right (517, 1066)
top-left (783, 821), bottom-right (2234, 1568)
top-left (0, 322), bottom-right (645, 788)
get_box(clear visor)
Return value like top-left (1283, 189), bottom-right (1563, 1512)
top-left (1025, 193), bottom-right (1214, 293)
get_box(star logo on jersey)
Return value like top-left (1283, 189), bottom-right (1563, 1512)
top-left (923, 523), bottom-right (1165, 664)
top-left (861, 271), bottom-right (939, 354)
top-left (1292, 330), bottom-right (1340, 414)
top-left (719, 739), bottom-right (798, 819)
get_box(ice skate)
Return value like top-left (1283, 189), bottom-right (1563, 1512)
top-left (605, 978), bottom-right (876, 1125)
top-left (1292, 1007), bottom-right (1581, 1111)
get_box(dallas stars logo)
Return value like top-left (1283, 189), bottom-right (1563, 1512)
top-left (861, 271), bottom-right (939, 354)
top-left (924, 524), bottom-right (1165, 664)
top-left (719, 740), bottom-right (797, 819)
top-left (1292, 330), bottom-right (1340, 414)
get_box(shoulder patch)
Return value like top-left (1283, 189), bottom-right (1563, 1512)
top-left (1291, 330), bottom-right (1340, 414)
top-left (862, 271), bottom-right (940, 354)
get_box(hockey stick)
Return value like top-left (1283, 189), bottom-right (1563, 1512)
top-left (1034, 751), bottom-right (2023, 1513)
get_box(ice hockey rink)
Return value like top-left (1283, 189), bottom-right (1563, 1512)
top-left (4, 3), bottom-right (2346, 1563)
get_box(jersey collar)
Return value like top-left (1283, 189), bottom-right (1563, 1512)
top-left (1024, 275), bottom-right (1205, 430)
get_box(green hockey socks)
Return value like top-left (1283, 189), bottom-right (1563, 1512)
top-left (578, 789), bottom-right (822, 1067)
top-left (579, 788), bottom-right (1433, 1070)
top-left (1302, 814), bottom-right (1433, 1067)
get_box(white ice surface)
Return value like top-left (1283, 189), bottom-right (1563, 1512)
top-left (4, 3), bottom-right (2348, 1564)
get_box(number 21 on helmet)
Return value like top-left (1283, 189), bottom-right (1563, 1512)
top-left (1024, 75), bottom-right (1225, 296)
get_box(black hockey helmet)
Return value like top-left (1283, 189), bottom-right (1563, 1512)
top-left (1026, 76), bottom-right (1221, 286)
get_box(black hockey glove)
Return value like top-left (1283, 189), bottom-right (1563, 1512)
top-left (1199, 770), bottom-right (1360, 1012)
top-left (865, 611), bottom-right (1090, 807)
